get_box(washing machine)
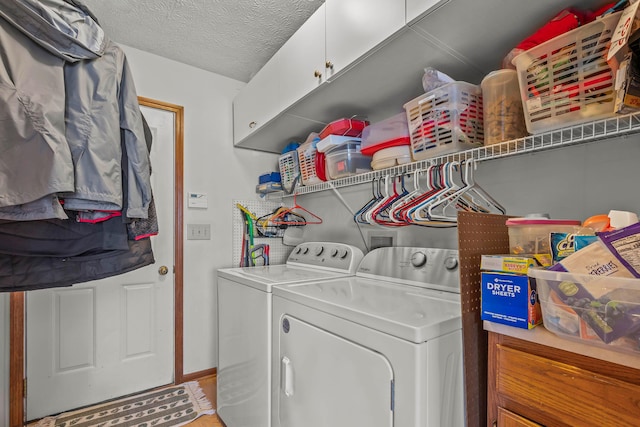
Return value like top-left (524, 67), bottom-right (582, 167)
top-left (216, 242), bottom-right (364, 427)
top-left (271, 246), bottom-right (464, 427)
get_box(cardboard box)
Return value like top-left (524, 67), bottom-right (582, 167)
top-left (614, 51), bottom-right (640, 114)
top-left (480, 254), bottom-right (551, 275)
top-left (481, 272), bottom-right (542, 329)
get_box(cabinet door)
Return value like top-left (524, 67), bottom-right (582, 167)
top-left (278, 4), bottom-right (326, 110)
top-left (233, 50), bottom-right (282, 145)
top-left (325, 0), bottom-right (405, 80)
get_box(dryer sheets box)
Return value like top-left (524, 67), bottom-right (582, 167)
top-left (481, 272), bottom-right (542, 329)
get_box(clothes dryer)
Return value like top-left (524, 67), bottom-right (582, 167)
top-left (216, 242), bottom-right (364, 427)
top-left (271, 247), bottom-right (464, 427)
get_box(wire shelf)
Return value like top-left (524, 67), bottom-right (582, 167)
top-left (290, 112), bottom-right (640, 196)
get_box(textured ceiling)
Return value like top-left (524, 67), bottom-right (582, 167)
top-left (81, 0), bottom-right (325, 83)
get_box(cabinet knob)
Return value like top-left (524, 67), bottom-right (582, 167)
top-left (325, 61), bottom-right (334, 70)
top-left (314, 70), bottom-right (322, 78)
top-left (249, 121), bottom-right (257, 129)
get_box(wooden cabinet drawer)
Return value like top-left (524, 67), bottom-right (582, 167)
top-left (496, 345), bottom-right (640, 426)
top-left (497, 407), bottom-right (541, 427)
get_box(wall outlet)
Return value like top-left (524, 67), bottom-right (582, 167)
top-left (187, 224), bottom-right (211, 240)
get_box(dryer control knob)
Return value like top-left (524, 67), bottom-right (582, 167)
top-left (330, 248), bottom-right (339, 257)
top-left (295, 247), bottom-right (302, 254)
top-left (445, 257), bottom-right (459, 270)
top-left (315, 246), bottom-right (324, 256)
top-left (410, 252), bottom-right (427, 267)
top-left (302, 247), bottom-right (310, 255)
top-left (338, 249), bottom-right (349, 259)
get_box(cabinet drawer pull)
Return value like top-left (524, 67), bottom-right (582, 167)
top-left (325, 61), bottom-right (334, 70)
top-left (314, 70), bottom-right (322, 78)
top-left (249, 121), bottom-right (257, 129)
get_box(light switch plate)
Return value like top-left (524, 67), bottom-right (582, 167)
top-left (187, 224), bottom-right (211, 240)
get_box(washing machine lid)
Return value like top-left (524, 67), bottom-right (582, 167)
top-left (217, 264), bottom-right (353, 292)
top-left (273, 276), bottom-right (462, 343)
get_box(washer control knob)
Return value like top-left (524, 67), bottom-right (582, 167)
top-left (338, 249), bottom-right (349, 259)
top-left (331, 248), bottom-right (339, 257)
top-left (445, 257), bottom-right (459, 270)
top-left (315, 246), bottom-right (324, 256)
top-left (295, 247), bottom-right (302, 254)
top-left (302, 247), bottom-right (309, 255)
top-left (410, 252), bottom-right (427, 267)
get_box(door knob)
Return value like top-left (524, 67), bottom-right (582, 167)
top-left (158, 265), bottom-right (169, 275)
top-left (314, 70), bottom-right (322, 78)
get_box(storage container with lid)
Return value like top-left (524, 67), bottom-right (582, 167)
top-left (319, 118), bottom-right (369, 140)
top-left (325, 142), bottom-right (372, 180)
top-left (360, 112), bottom-right (410, 156)
top-left (506, 216), bottom-right (581, 255)
top-left (481, 69), bottom-right (528, 145)
top-left (370, 146), bottom-right (412, 170)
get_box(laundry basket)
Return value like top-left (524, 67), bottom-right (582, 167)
top-left (404, 81), bottom-right (484, 161)
top-left (512, 11), bottom-right (621, 134)
top-left (278, 151), bottom-right (301, 191)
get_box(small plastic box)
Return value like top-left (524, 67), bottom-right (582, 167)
top-left (360, 113), bottom-right (410, 156)
top-left (319, 118), bottom-right (369, 140)
top-left (506, 217), bottom-right (581, 255)
top-left (325, 142), bottom-right (372, 180)
top-left (370, 146), bottom-right (412, 170)
top-left (530, 268), bottom-right (640, 353)
top-left (403, 81), bottom-right (484, 161)
top-left (511, 11), bottom-right (620, 134)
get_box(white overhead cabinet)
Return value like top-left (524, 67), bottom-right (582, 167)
top-left (234, 0), bottom-right (405, 151)
top-left (233, 0), bottom-right (614, 153)
top-left (324, 0), bottom-right (405, 80)
top-left (233, 50), bottom-right (282, 144)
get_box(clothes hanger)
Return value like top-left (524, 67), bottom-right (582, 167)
top-left (354, 178), bottom-right (383, 225)
top-left (270, 193), bottom-right (323, 225)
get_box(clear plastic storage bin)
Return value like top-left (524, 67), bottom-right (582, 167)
top-left (403, 81), bottom-right (484, 161)
top-left (361, 113), bottom-right (410, 156)
top-left (512, 11), bottom-right (620, 134)
top-left (325, 142), bottom-right (372, 179)
top-left (530, 268), bottom-right (640, 355)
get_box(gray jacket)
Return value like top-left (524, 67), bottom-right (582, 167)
top-left (0, 0), bottom-right (151, 220)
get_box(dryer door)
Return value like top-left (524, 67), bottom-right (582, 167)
top-left (275, 315), bottom-right (394, 427)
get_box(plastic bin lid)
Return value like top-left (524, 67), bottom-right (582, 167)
top-left (361, 136), bottom-right (411, 156)
top-left (506, 217), bottom-right (581, 226)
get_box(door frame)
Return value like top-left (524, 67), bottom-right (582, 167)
top-left (8, 97), bottom-right (185, 427)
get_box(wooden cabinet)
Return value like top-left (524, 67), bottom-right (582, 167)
top-left (487, 332), bottom-right (640, 427)
top-left (233, 49), bottom-right (282, 144)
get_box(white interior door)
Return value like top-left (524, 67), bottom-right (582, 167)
top-left (275, 315), bottom-right (394, 427)
top-left (25, 104), bottom-right (175, 420)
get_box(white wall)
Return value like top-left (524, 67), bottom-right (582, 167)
top-left (1, 294), bottom-right (8, 427)
top-left (120, 45), bottom-right (279, 374)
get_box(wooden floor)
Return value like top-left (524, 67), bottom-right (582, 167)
top-left (190, 374), bottom-right (225, 427)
